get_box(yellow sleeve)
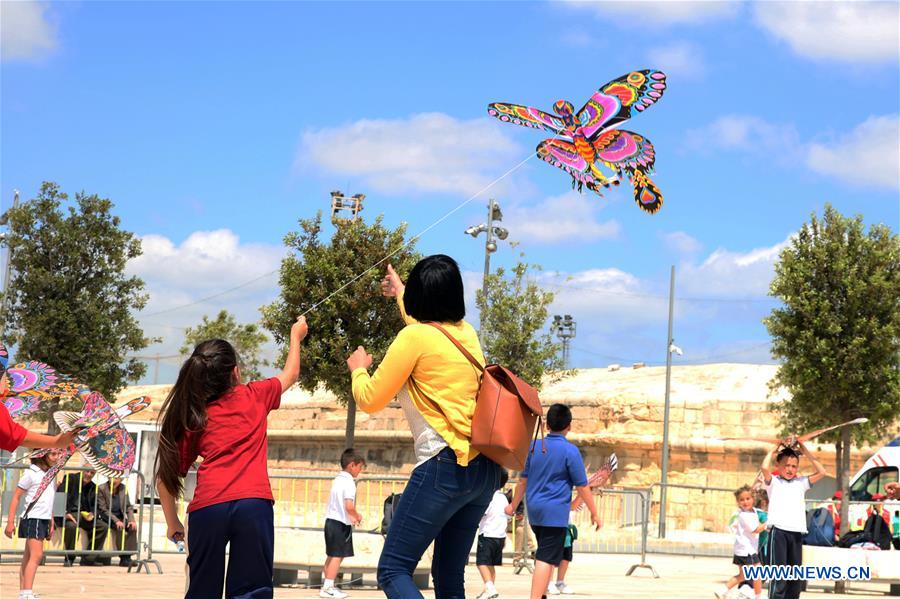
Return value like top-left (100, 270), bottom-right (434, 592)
top-left (351, 328), bottom-right (419, 414)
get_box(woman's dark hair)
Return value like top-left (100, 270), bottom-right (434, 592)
top-left (498, 469), bottom-right (509, 490)
top-left (776, 446), bottom-right (800, 463)
top-left (155, 339), bottom-right (238, 498)
top-left (402, 255), bottom-right (465, 323)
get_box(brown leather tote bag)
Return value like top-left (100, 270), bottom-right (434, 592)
top-left (412, 323), bottom-right (544, 470)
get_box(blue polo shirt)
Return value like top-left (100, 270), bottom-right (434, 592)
top-left (522, 433), bottom-right (588, 527)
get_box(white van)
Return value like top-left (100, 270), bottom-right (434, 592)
top-left (849, 436), bottom-right (900, 501)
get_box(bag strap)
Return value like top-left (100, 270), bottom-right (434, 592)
top-left (425, 322), bottom-right (484, 372)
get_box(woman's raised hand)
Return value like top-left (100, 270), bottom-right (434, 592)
top-left (346, 346), bottom-right (373, 372)
top-left (381, 264), bottom-right (404, 298)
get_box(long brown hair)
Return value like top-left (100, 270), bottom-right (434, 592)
top-left (154, 339), bottom-right (237, 498)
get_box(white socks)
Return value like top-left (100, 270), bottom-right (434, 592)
top-left (324, 578), bottom-right (335, 589)
top-left (485, 581), bottom-right (497, 593)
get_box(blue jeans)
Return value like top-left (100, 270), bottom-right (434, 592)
top-left (378, 447), bottom-right (500, 598)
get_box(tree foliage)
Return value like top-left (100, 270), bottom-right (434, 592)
top-left (180, 310), bottom-right (270, 381)
top-left (260, 213), bottom-right (420, 408)
top-left (0, 182), bottom-right (151, 406)
top-left (764, 204), bottom-right (900, 442)
top-left (476, 260), bottom-right (563, 387)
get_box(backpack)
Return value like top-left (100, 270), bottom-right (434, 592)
top-left (802, 507), bottom-right (835, 547)
top-left (863, 511), bottom-right (892, 550)
top-left (415, 323), bottom-right (544, 471)
top-left (380, 493), bottom-right (402, 536)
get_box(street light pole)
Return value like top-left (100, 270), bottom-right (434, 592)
top-left (551, 315), bottom-right (576, 369)
top-left (465, 199), bottom-right (508, 344)
top-left (658, 265), bottom-right (676, 538)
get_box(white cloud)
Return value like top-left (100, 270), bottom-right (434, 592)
top-left (684, 115), bottom-right (802, 161)
top-left (646, 41), bottom-right (706, 80)
top-left (662, 231), bottom-right (703, 256)
top-left (561, 0), bottom-right (739, 25)
top-left (504, 192), bottom-right (622, 244)
top-left (298, 113), bottom-right (522, 197)
top-left (754, 1), bottom-right (899, 63)
top-left (126, 229), bottom-right (286, 381)
top-left (1, 1), bottom-right (57, 63)
top-left (807, 114), bottom-right (900, 190)
top-left (678, 236), bottom-right (791, 298)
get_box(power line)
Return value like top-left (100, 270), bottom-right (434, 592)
top-left (141, 269), bottom-right (278, 317)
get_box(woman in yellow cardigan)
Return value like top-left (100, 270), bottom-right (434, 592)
top-left (347, 255), bottom-right (502, 599)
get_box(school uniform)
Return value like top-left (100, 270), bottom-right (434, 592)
top-left (17, 464), bottom-right (56, 540)
top-left (324, 471), bottom-right (357, 558)
top-left (766, 475), bottom-right (810, 599)
top-left (522, 433), bottom-right (588, 566)
top-left (179, 378), bottom-right (282, 599)
top-left (731, 508), bottom-right (761, 566)
top-left (476, 490), bottom-right (510, 566)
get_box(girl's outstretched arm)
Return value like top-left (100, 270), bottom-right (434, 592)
top-left (21, 430), bottom-right (75, 449)
top-left (276, 316), bottom-right (308, 392)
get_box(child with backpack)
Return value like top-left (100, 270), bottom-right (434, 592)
top-left (716, 485), bottom-right (765, 599)
top-left (506, 404), bottom-right (601, 599)
top-left (761, 441), bottom-right (827, 599)
top-left (475, 469), bottom-right (511, 599)
top-left (3, 450), bottom-right (59, 599)
top-left (321, 448), bottom-right (366, 598)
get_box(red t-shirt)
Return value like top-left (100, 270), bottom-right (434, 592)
top-left (178, 378), bottom-right (282, 513)
top-left (0, 402), bottom-right (28, 451)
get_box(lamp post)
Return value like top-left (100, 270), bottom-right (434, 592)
top-left (551, 314), bottom-right (576, 369)
top-left (658, 265), bottom-right (681, 539)
top-left (465, 198), bottom-right (508, 342)
top-left (330, 190), bottom-right (365, 223)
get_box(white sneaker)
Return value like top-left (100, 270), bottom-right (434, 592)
top-left (556, 582), bottom-right (575, 594)
top-left (319, 588), bottom-right (348, 598)
top-left (547, 582), bottom-right (561, 595)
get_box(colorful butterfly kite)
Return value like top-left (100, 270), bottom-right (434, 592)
top-left (488, 70), bottom-right (667, 214)
top-left (23, 393), bottom-right (151, 512)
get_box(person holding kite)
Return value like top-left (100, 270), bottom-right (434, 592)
top-left (155, 316), bottom-right (308, 599)
top-left (760, 441), bottom-right (827, 599)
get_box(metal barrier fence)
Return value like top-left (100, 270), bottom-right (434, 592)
top-left (1, 464), bottom-right (151, 571)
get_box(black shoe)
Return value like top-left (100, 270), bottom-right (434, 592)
top-left (80, 558), bottom-right (96, 566)
top-left (119, 558), bottom-right (134, 567)
top-left (100, 557), bottom-right (112, 566)
top-left (64, 557), bottom-right (75, 567)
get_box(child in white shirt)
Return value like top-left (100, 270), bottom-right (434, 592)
top-left (321, 449), bottom-right (366, 599)
top-left (761, 441), bottom-right (827, 599)
top-left (476, 470), bottom-right (511, 599)
top-left (3, 450), bottom-right (58, 599)
top-left (716, 485), bottom-right (765, 599)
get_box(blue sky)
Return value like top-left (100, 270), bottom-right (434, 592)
top-left (2, 1), bottom-right (898, 383)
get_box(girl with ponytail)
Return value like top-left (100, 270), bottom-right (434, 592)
top-left (155, 316), bottom-right (308, 599)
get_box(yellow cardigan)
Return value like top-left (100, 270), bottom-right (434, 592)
top-left (351, 293), bottom-right (484, 466)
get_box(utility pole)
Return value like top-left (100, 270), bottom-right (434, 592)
top-left (0, 190), bottom-right (20, 339)
top-left (658, 265), bottom-right (676, 538)
top-left (465, 199), bottom-right (508, 343)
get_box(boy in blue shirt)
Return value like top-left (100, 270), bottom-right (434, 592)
top-left (507, 404), bottom-right (601, 599)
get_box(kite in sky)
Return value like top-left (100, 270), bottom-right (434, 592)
top-left (488, 70), bottom-right (667, 214)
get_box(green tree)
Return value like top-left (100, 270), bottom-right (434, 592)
top-left (764, 204), bottom-right (900, 548)
top-left (260, 213), bottom-right (420, 445)
top-left (476, 259), bottom-right (563, 387)
top-left (180, 310), bottom-right (270, 381)
top-left (0, 182), bottom-right (151, 419)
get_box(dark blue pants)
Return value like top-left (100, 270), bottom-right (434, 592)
top-left (186, 498), bottom-right (274, 599)
top-left (768, 527), bottom-right (803, 599)
top-left (378, 447), bottom-right (500, 599)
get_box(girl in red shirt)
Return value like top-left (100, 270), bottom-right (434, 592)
top-left (155, 316), bottom-right (307, 599)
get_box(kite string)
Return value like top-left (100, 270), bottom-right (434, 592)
top-left (299, 149), bottom-right (542, 317)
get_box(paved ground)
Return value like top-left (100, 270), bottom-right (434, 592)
top-left (0, 552), bottom-right (893, 598)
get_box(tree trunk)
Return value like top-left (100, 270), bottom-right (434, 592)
top-left (834, 427), bottom-right (852, 594)
top-left (344, 396), bottom-right (357, 449)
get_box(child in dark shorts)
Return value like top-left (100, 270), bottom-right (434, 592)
top-left (716, 485), bottom-right (765, 599)
top-left (321, 448), bottom-right (366, 598)
top-left (507, 404), bottom-right (601, 599)
top-left (476, 470), bottom-right (511, 599)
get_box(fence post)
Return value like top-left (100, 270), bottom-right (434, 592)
top-left (626, 490), bottom-right (658, 577)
